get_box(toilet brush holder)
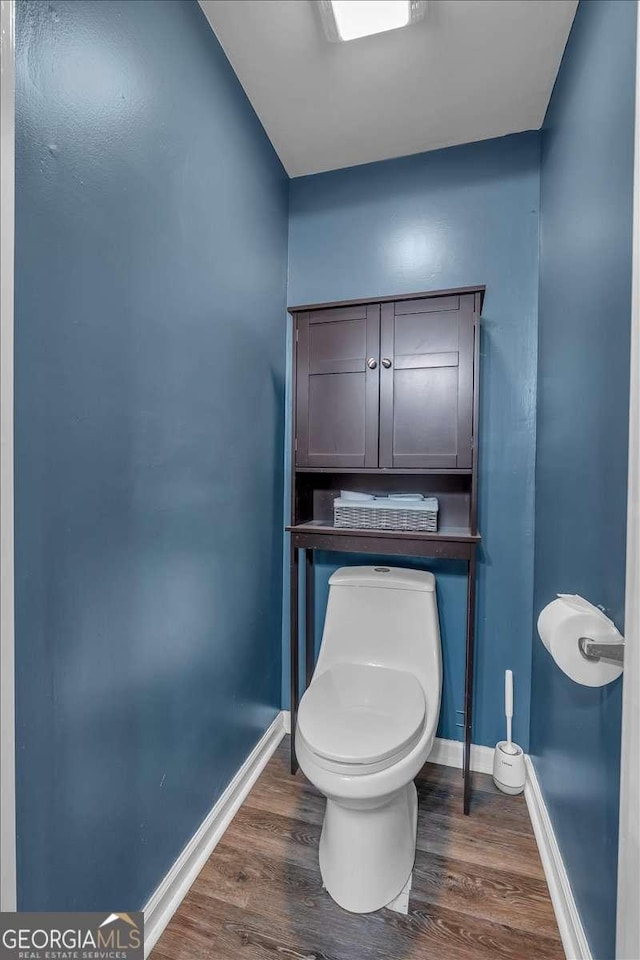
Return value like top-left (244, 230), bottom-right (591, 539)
top-left (492, 741), bottom-right (526, 795)
top-left (493, 669), bottom-right (526, 795)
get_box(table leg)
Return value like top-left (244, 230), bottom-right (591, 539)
top-left (463, 552), bottom-right (477, 814)
top-left (305, 550), bottom-right (315, 689)
top-left (290, 542), bottom-right (299, 774)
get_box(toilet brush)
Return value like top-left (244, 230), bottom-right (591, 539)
top-left (492, 670), bottom-right (526, 795)
top-left (502, 669), bottom-right (517, 756)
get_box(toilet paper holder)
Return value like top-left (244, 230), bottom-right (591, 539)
top-left (578, 635), bottom-right (625, 665)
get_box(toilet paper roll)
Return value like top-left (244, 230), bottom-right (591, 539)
top-left (537, 595), bottom-right (624, 687)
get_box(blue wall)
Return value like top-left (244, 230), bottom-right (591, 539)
top-left (286, 134), bottom-right (540, 749)
top-left (14, 0), bottom-right (288, 910)
top-left (532, 1), bottom-right (636, 957)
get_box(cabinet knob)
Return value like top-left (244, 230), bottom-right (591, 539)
top-left (381, 357), bottom-right (392, 368)
top-left (367, 358), bottom-right (377, 369)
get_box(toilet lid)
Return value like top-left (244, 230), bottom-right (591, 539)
top-left (297, 663), bottom-right (426, 766)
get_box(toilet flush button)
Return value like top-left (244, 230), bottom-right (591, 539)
top-left (374, 567), bottom-right (390, 573)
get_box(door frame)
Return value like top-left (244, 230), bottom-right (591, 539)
top-left (0, 0), bottom-right (16, 913)
top-left (616, 5), bottom-right (640, 954)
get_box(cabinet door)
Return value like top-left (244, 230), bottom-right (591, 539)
top-left (295, 304), bottom-right (380, 468)
top-left (379, 294), bottom-right (475, 469)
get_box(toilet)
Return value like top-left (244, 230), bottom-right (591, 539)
top-left (295, 565), bottom-right (442, 914)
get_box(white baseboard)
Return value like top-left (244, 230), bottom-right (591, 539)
top-left (143, 712), bottom-right (286, 957)
top-left (524, 756), bottom-right (592, 960)
top-left (426, 736), bottom-right (495, 775)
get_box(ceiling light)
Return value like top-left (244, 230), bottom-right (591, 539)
top-left (319, 1), bottom-right (427, 43)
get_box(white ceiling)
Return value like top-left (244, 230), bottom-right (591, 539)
top-left (199, 0), bottom-right (577, 178)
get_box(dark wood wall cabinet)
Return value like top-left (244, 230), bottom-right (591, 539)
top-left (287, 285), bottom-right (484, 814)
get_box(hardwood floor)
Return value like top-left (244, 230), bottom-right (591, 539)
top-left (151, 738), bottom-right (563, 960)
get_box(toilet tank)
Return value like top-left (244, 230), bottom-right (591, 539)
top-left (314, 566), bottom-right (442, 708)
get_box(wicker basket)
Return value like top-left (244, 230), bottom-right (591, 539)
top-left (333, 496), bottom-right (438, 532)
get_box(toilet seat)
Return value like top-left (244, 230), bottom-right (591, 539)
top-left (297, 662), bottom-right (426, 776)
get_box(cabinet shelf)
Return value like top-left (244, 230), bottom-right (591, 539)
top-left (287, 521), bottom-right (480, 543)
top-left (295, 466), bottom-right (473, 476)
top-left (287, 521), bottom-right (480, 562)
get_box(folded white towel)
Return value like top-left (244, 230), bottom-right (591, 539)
top-left (340, 490), bottom-right (375, 501)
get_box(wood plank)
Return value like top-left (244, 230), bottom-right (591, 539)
top-left (176, 879), bottom-right (564, 960)
top-left (150, 738), bottom-right (562, 960)
top-left (410, 851), bottom-right (560, 939)
top-left (243, 773), bottom-right (325, 826)
top-left (151, 909), bottom-right (222, 960)
top-left (415, 806), bottom-right (545, 880)
top-left (415, 771), bottom-right (534, 834)
top-left (223, 805), bottom-right (321, 872)
top-left (200, 830), bottom-right (558, 942)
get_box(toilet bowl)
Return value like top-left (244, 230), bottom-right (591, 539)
top-left (295, 566), bottom-right (442, 914)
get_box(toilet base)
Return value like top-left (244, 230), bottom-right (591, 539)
top-left (386, 871), bottom-right (413, 914)
top-left (318, 781), bottom-right (418, 914)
